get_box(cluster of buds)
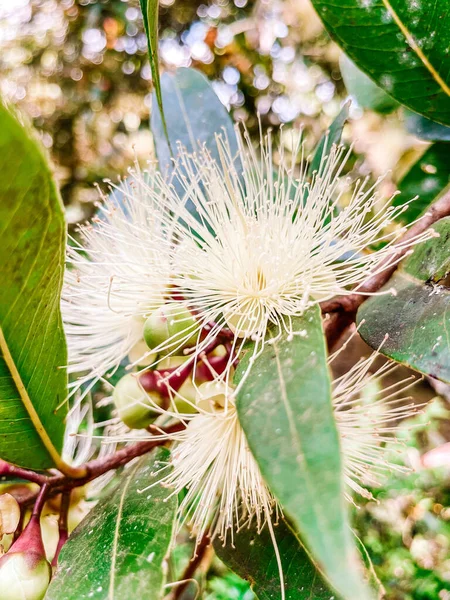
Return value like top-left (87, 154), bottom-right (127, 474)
top-left (0, 493), bottom-right (51, 600)
top-left (113, 302), bottom-right (235, 429)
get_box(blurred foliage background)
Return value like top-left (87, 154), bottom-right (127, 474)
top-left (1, 1), bottom-right (449, 598)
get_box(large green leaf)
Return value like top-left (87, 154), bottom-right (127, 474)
top-left (311, 0), bottom-right (450, 126)
top-left (339, 54), bottom-right (399, 114)
top-left (393, 142), bottom-right (450, 224)
top-left (150, 67), bottom-right (240, 217)
top-left (0, 105), bottom-right (67, 470)
top-left (358, 217), bottom-right (450, 383)
top-left (236, 306), bottom-right (373, 600)
top-left (47, 448), bottom-right (177, 600)
top-left (215, 518), bottom-right (331, 600)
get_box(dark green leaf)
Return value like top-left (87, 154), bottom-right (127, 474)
top-left (394, 142), bottom-right (450, 224)
top-left (0, 104), bottom-right (67, 470)
top-left (47, 448), bottom-right (177, 600)
top-left (215, 518), bottom-right (331, 600)
top-left (358, 217), bottom-right (450, 383)
top-left (139, 0), bottom-right (169, 148)
top-left (151, 67), bottom-right (240, 217)
top-left (308, 102), bottom-right (349, 177)
top-left (405, 110), bottom-right (450, 142)
top-left (340, 54), bottom-right (399, 114)
top-left (236, 306), bottom-right (373, 600)
top-left (311, 0), bottom-right (450, 126)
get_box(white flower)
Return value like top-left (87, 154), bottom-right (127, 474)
top-left (132, 129), bottom-right (432, 386)
top-left (63, 127), bottom-right (432, 398)
top-left (158, 402), bottom-right (277, 546)
top-left (144, 353), bottom-right (418, 547)
top-left (62, 167), bottom-right (173, 397)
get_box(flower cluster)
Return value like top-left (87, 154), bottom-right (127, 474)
top-left (63, 129), bottom-right (427, 547)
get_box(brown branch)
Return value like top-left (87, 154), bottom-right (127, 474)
top-left (322, 189), bottom-right (450, 347)
top-left (171, 533), bottom-right (211, 600)
top-left (0, 460), bottom-right (51, 486)
top-left (2, 422), bottom-right (185, 506)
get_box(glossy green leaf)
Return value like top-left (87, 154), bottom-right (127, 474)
top-left (311, 0), bottom-right (450, 125)
top-left (0, 104), bottom-right (67, 470)
top-left (340, 54), bottom-right (399, 114)
top-left (393, 142), bottom-right (450, 224)
top-left (358, 217), bottom-right (450, 383)
top-left (139, 0), bottom-right (169, 148)
top-left (151, 67), bottom-right (240, 216)
top-left (236, 306), bottom-right (373, 600)
top-left (405, 110), bottom-right (450, 142)
top-left (308, 102), bottom-right (349, 177)
top-left (215, 518), bottom-right (331, 600)
top-left (47, 448), bottom-right (177, 600)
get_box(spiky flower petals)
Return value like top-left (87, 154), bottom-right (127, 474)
top-left (62, 168), bottom-right (173, 397)
top-left (333, 354), bottom-right (418, 501)
top-left (161, 132), bottom-right (431, 352)
top-left (156, 402), bottom-right (277, 545)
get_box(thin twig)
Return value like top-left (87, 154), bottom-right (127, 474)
top-left (2, 422), bottom-right (185, 506)
top-left (172, 533), bottom-right (211, 600)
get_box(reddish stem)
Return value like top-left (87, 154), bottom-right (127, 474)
top-left (172, 533), bottom-right (211, 600)
top-left (52, 491), bottom-right (71, 567)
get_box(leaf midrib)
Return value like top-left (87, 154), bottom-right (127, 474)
top-left (381, 0), bottom-right (450, 96)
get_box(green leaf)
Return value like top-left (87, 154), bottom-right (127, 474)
top-left (358, 217), bottom-right (450, 383)
top-left (0, 104), bottom-right (67, 470)
top-left (150, 67), bottom-right (240, 217)
top-left (47, 448), bottom-right (177, 600)
top-left (311, 0), bottom-right (450, 126)
top-left (405, 110), bottom-right (450, 142)
top-left (340, 54), bottom-right (399, 114)
top-left (393, 142), bottom-right (450, 224)
top-left (308, 102), bottom-right (349, 177)
top-left (215, 518), bottom-right (331, 600)
top-left (139, 0), bottom-right (169, 148)
top-left (236, 306), bottom-right (373, 600)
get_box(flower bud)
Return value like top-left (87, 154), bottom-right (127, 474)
top-left (144, 304), bottom-right (198, 350)
top-left (195, 381), bottom-right (234, 413)
top-left (127, 339), bottom-right (157, 367)
top-left (0, 513), bottom-right (51, 600)
top-left (0, 551), bottom-right (51, 600)
top-left (0, 494), bottom-right (20, 536)
top-left (113, 374), bottom-right (163, 429)
top-left (223, 307), bottom-right (265, 338)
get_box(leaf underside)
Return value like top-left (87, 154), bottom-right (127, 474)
top-left (215, 518), bottom-right (332, 600)
top-left (236, 306), bottom-right (373, 600)
top-left (359, 217), bottom-right (450, 383)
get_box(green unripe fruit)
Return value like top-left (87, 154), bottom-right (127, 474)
top-left (113, 374), bottom-right (162, 429)
top-left (143, 304), bottom-right (198, 350)
top-left (128, 339), bottom-right (157, 367)
top-left (0, 551), bottom-right (51, 600)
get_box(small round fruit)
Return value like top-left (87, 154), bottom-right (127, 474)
top-left (113, 374), bottom-right (162, 429)
top-left (144, 304), bottom-right (198, 350)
